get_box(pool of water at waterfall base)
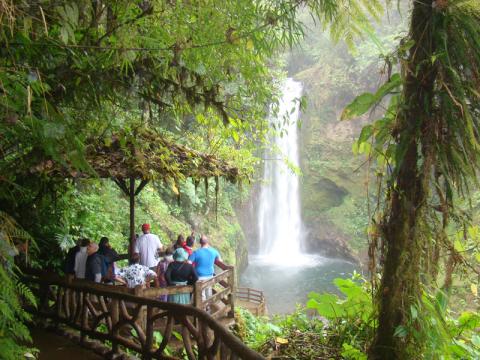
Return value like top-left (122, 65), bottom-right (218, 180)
top-left (240, 254), bottom-right (360, 314)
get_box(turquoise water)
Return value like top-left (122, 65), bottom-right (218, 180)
top-left (240, 254), bottom-right (360, 314)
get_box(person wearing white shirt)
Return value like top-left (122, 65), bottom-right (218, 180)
top-left (74, 238), bottom-right (91, 279)
top-left (134, 223), bottom-right (163, 269)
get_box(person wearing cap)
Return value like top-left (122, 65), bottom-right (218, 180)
top-left (165, 248), bottom-right (198, 304)
top-left (134, 223), bottom-right (163, 270)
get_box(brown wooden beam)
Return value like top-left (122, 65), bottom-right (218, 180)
top-left (112, 177), bottom-right (130, 196)
top-left (134, 179), bottom-right (149, 196)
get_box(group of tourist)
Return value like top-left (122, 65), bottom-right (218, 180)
top-left (65, 236), bottom-right (119, 283)
top-left (64, 223), bottom-right (224, 305)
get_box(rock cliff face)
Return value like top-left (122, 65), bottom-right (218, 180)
top-left (279, 10), bottom-right (404, 263)
top-left (235, 183), bottom-right (261, 256)
top-left (295, 69), bottom-right (370, 263)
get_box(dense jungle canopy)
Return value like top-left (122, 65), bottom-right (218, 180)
top-left (1, 0), bottom-right (480, 359)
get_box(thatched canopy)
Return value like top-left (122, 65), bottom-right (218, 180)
top-left (28, 129), bottom-right (240, 183)
top-left (25, 129), bottom-right (242, 258)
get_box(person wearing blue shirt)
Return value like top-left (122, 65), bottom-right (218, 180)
top-left (188, 235), bottom-right (224, 300)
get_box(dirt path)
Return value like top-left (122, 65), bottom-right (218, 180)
top-left (31, 327), bottom-right (102, 360)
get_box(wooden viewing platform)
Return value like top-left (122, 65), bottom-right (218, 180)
top-left (24, 268), bottom-right (265, 360)
top-left (235, 287), bottom-right (266, 316)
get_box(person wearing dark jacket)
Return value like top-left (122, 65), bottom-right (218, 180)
top-left (98, 237), bottom-right (119, 282)
top-left (85, 243), bottom-right (103, 283)
top-left (165, 248), bottom-right (198, 304)
top-left (64, 242), bottom-right (80, 275)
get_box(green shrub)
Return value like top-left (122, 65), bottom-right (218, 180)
top-left (306, 273), bottom-right (373, 357)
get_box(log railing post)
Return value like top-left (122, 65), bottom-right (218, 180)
top-left (54, 286), bottom-right (62, 331)
top-left (24, 272), bottom-right (266, 360)
top-left (144, 305), bottom-right (153, 360)
top-left (110, 298), bottom-right (119, 355)
top-left (228, 268), bottom-right (235, 317)
top-left (80, 292), bottom-right (88, 345)
top-left (194, 281), bottom-right (204, 311)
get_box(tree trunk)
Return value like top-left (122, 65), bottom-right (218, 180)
top-left (369, 1), bottom-right (436, 358)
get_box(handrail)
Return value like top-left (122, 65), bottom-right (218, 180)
top-left (236, 287), bottom-right (264, 304)
top-left (25, 273), bottom-right (264, 360)
top-left (235, 287), bottom-right (266, 316)
top-left (33, 268), bottom-right (236, 317)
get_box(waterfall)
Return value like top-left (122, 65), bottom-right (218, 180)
top-left (243, 78), bottom-right (358, 313)
top-left (257, 78), bottom-right (303, 259)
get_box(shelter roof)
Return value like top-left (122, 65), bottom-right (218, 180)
top-left (28, 129), bottom-right (240, 182)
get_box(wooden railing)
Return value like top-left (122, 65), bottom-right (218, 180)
top-left (24, 272), bottom-right (263, 360)
top-left (138, 267), bottom-right (235, 320)
top-left (235, 288), bottom-right (266, 316)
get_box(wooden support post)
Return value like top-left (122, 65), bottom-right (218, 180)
top-left (144, 306), bottom-right (153, 360)
top-left (80, 292), bottom-right (88, 345)
top-left (55, 287), bottom-right (63, 331)
top-left (129, 177), bottom-right (135, 260)
top-left (228, 268), bottom-right (235, 318)
top-left (113, 177), bottom-right (150, 262)
top-left (134, 179), bottom-right (149, 196)
top-left (113, 177), bottom-right (129, 196)
top-left (194, 282), bottom-right (203, 311)
top-left (110, 298), bottom-right (119, 355)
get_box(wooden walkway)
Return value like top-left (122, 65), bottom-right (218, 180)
top-left (235, 288), bottom-right (266, 316)
top-left (25, 269), bottom-right (264, 360)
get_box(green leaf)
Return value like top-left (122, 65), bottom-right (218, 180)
top-left (454, 239), bottom-right (465, 252)
top-left (471, 335), bottom-right (480, 347)
top-left (306, 293), bottom-right (344, 318)
top-left (358, 125), bottom-right (373, 144)
top-left (341, 74), bottom-right (402, 120)
top-left (341, 343), bottom-right (367, 360)
top-left (458, 311), bottom-right (480, 330)
top-left (341, 93), bottom-right (376, 120)
top-left (375, 73), bottom-right (402, 98)
top-left (394, 325), bottom-right (408, 338)
top-left (410, 305), bottom-right (418, 320)
top-left (60, 27), bottom-right (69, 44)
top-left (468, 226), bottom-right (478, 240)
top-left (334, 278), bottom-right (363, 299)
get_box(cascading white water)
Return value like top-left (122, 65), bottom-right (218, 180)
top-left (243, 78), bottom-right (358, 313)
top-left (257, 78), bottom-right (303, 260)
